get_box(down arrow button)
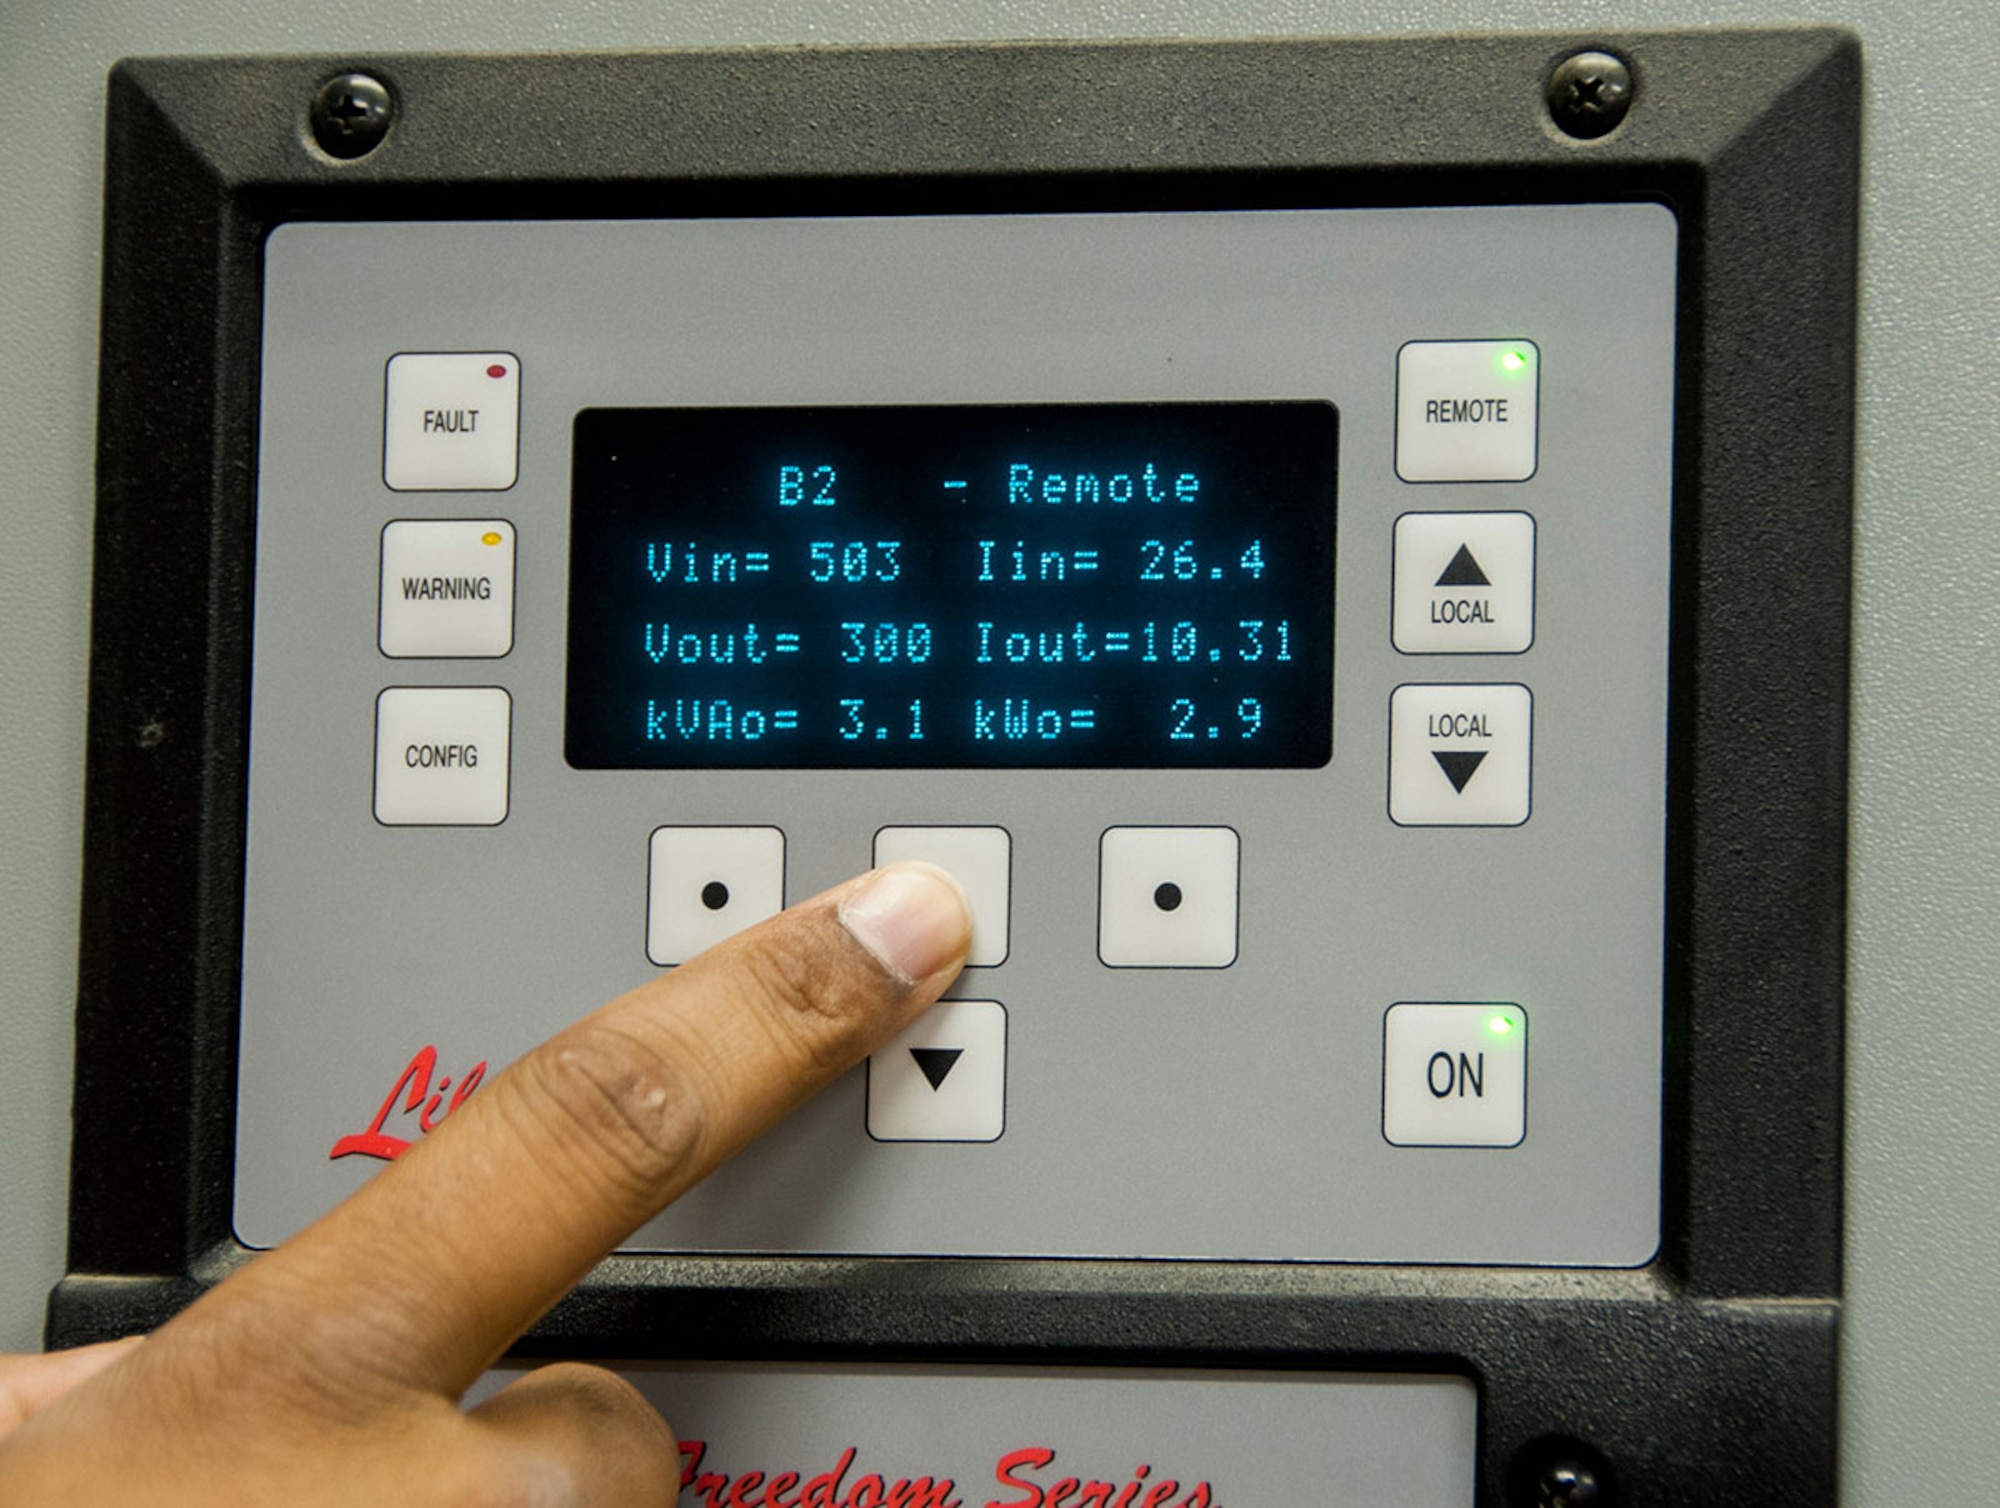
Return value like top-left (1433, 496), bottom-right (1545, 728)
top-left (909, 1047), bottom-right (964, 1090)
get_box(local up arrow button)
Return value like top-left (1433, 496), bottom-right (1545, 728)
top-left (1435, 544), bottom-right (1491, 587)
top-left (910, 1047), bottom-right (964, 1090)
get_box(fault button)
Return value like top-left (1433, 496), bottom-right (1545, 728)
top-left (1396, 340), bottom-right (1539, 483)
top-left (383, 352), bottom-right (520, 492)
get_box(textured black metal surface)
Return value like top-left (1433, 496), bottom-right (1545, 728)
top-left (58, 31), bottom-right (1858, 1507)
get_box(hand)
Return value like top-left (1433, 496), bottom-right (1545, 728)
top-left (0, 863), bottom-right (970, 1504)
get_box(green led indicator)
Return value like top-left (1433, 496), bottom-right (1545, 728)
top-left (1488, 1012), bottom-right (1517, 1036)
top-left (1499, 349), bottom-right (1530, 373)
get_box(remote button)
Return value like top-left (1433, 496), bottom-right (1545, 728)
top-left (1395, 340), bottom-right (1539, 483)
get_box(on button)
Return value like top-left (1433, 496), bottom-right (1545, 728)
top-left (1383, 1002), bottom-right (1528, 1147)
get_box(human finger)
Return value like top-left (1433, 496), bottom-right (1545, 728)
top-left (172, 862), bottom-right (969, 1403)
top-left (0, 1339), bottom-right (143, 1438)
top-left (465, 1363), bottom-right (681, 1508)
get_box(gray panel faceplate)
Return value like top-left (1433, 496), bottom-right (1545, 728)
top-left (241, 207), bottom-right (1676, 1262)
top-left (469, 1363), bottom-right (1476, 1508)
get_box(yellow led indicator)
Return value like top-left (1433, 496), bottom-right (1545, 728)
top-left (481, 531), bottom-right (503, 546)
top-left (1500, 349), bottom-right (1529, 373)
top-left (1488, 1013), bottom-right (1516, 1036)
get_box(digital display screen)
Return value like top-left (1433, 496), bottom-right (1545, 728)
top-left (565, 404), bottom-right (1336, 768)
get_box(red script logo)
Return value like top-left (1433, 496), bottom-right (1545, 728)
top-left (676, 1441), bottom-right (1218, 1508)
top-left (328, 1045), bottom-right (487, 1162)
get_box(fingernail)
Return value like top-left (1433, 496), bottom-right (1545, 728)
top-left (838, 862), bottom-right (971, 984)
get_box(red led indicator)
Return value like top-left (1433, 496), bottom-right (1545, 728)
top-left (486, 363), bottom-right (508, 379)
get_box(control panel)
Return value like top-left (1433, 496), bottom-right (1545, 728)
top-left (238, 205), bottom-right (1676, 1263)
top-left (63, 37), bottom-right (1857, 1506)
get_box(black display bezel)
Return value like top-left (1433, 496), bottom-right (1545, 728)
top-left (63, 33), bottom-right (1858, 1507)
top-left (564, 401), bottom-right (1340, 771)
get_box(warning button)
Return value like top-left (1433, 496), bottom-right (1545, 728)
top-left (379, 519), bottom-right (516, 658)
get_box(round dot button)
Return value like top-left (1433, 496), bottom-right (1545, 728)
top-left (647, 827), bottom-right (784, 965)
top-left (1099, 827), bottom-right (1239, 968)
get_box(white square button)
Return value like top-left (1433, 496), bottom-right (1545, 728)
top-left (379, 520), bottom-right (516, 658)
top-left (1389, 684), bottom-right (1532, 827)
top-left (873, 827), bottom-right (1010, 967)
top-left (1393, 512), bottom-right (1536, 655)
top-left (867, 1000), bottom-right (1006, 1142)
top-left (383, 352), bottom-right (520, 492)
top-left (1396, 340), bottom-right (1540, 483)
top-left (1383, 1002), bottom-right (1528, 1147)
top-left (373, 687), bottom-right (511, 826)
top-left (647, 827), bottom-right (785, 966)
top-left (1098, 827), bottom-right (1239, 968)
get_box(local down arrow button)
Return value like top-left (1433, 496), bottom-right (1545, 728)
top-left (1432, 749), bottom-right (1488, 793)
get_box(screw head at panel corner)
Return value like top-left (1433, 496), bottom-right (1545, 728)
top-left (1546, 51), bottom-right (1633, 140)
top-left (311, 72), bottom-right (395, 160)
top-left (1535, 1458), bottom-right (1607, 1508)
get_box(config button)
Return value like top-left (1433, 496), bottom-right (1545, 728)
top-left (373, 686), bottom-right (511, 826)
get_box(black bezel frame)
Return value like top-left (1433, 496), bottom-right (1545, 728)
top-left (58, 31), bottom-right (1858, 1506)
